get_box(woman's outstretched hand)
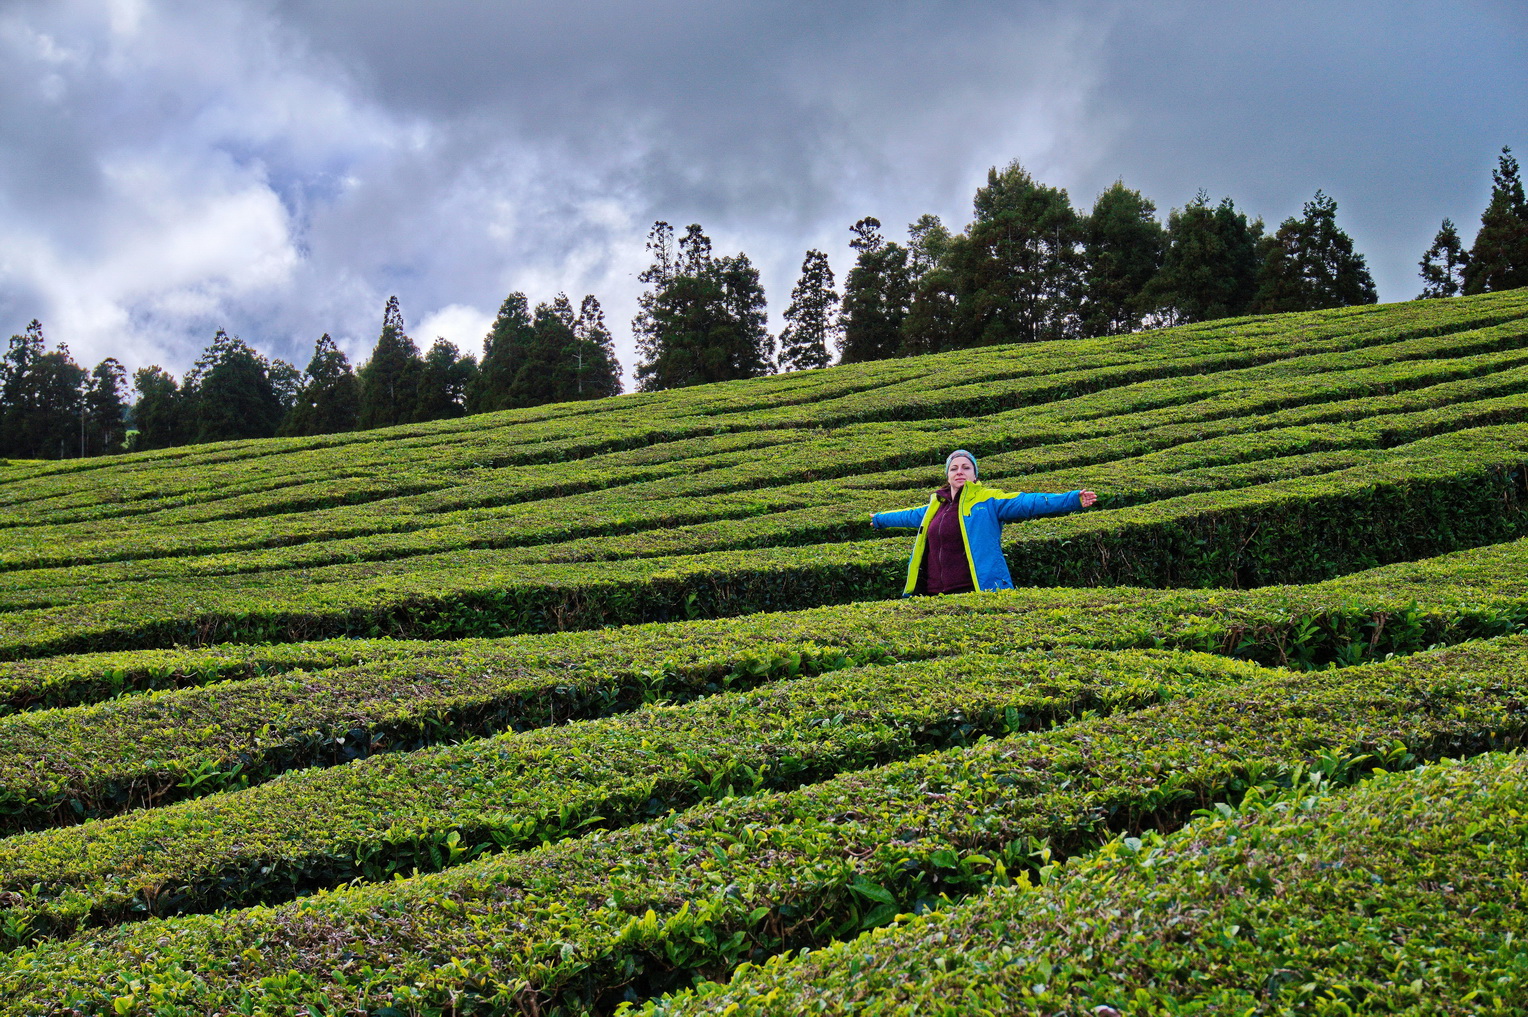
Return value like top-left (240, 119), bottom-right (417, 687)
top-left (1079, 489), bottom-right (1097, 507)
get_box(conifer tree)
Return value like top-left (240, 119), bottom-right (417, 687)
top-left (356, 296), bottom-right (422, 430)
top-left (267, 359), bottom-right (301, 417)
top-left (779, 249), bottom-right (838, 371)
top-left (1253, 191), bottom-right (1377, 313)
top-left (413, 338), bottom-right (477, 421)
top-left (948, 162), bottom-right (1083, 346)
top-left (572, 295), bottom-right (622, 398)
top-left (902, 260), bottom-right (961, 357)
top-left (84, 358), bottom-right (128, 456)
top-left (633, 222), bottom-right (772, 390)
top-left (466, 292), bottom-right (535, 414)
top-left (185, 329), bottom-right (284, 443)
top-left (837, 217), bottom-right (912, 362)
top-left (1418, 218), bottom-right (1470, 299)
top-left (280, 334), bottom-right (359, 436)
top-left (907, 214), bottom-right (951, 279)
top-left (516, 294), bottom-right (580, 405)
top-left (0, 321), bottom-right (45, 458)
top-left (0, 320), bottom-right (85, 458)
top-left (1080, 181), bottom-right (1165, 337)
top-left (131, 366), bottom-right (186, 450)
top-left (1462, 147), bottom-right (1528, 294)
top-left (1137, 193), bottom-right (1263, 325)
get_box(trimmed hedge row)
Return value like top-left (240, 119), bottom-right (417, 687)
top-left (4, 291), bottom-right (1525, 544)
top-left (0, 648), bottom-right (1262, 941)
top-left (10, 531), bottom-right (1528, 831)
top-left (0, 638), bottom-right (898, 829)
top-left (4, 421), bottom-right (1526, 660)
top-left (4, 633), bottom-right (1526, 1013)
top-left (8, 315), bottom-right (1528, 578)
top-left (637, 751), bottom-right (1528, 1016)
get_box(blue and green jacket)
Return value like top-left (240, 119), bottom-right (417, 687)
top-left (871, 481), bottom-right (1084, 595)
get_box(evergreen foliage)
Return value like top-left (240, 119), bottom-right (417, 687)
top-left (266, 359), bottom-right (301, 417)
top-left (279, 334), bottom-right (359, 437)
top-left (413, 339), bottom-right (477, 422)
top-left (356, 296), bottom-right (422, 430)
top-left (184, 330), bottom-right (285, 443)
top-left (837, 217), bottom-right (912, 363)
top-left (1080, 181), bottom-right (1165, 337)
top-left (82, 358), bottom-right (127, 456)
top-left (466, 293), bottom-right (535, 415)
top-left (465, 292), bottom-right (618, 411)
top-left (1462, 146), bottom-right (1528, 295)
top-left (779, 249), bottom-right (838, 371)
top-left (1418, 218), bottom-right (1469, 299)
top-left (130, 366), bottom-right (185, 451)
top-left (949, 161), bottom-right (1083, 345)
top-left (907, 213), bottom-right (951, 278)
top-left (1253, 190), bottom-right (1377, 313)
top-left (902, 264), bottom-right (960, 357)
top-left (0, 321), bottom-right (85, 459)
top-left (520, 295), bottom-right (581, 405)
top-left (633, 222), bottom-right (773, 391)
top-left (1137, 193), bottom-right (1263, 325)
top-left (571, 295), bottom-right (622, 399)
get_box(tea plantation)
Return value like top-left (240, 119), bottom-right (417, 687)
top-left (3, 289), bottom-right (1528, 1015)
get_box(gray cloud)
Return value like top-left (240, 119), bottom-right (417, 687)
top-left (0, 0), bottom-right (1522, 385)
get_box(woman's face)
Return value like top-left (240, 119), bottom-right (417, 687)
top-left (946, 456), bottom-right (975, 492)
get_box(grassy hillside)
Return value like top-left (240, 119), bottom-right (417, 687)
top-left (3, 290), bottom-right (1528, 1014)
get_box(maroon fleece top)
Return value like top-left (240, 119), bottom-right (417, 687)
top-left (920, 488), bottom-right (975, 595)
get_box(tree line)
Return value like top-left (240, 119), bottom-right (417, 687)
top-left (1, 290), bottom-right (621, 459)
top-left (4, 148), bottom-right (1525, 459)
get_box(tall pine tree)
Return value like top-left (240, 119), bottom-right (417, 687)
top-left (0, 321), bottom-right (46, 458)
top-left (185, 329), bottom-right (284, 443)
top-left (779, 249), bottom-right (838, 371)
top-left (633, 222), bottom-right (772, 391)
top-left (356, 296), bottom-right (423, 430)
top-left (837, 217), bottom-right (912, 363)
top-left (517, 294), bottom-right (581, 405)
top-left (0, 320), bottom-right (86, 459)
top-left (1137, 193), bottom-right (1262, 325)
top-left (902, 215), bottom-right (959, 357)
top-left (84, 358), bottom-right (128, 456)
top-left (949, 162), bottom-right (1083, 346)
top-left (466, 292), bottom-right (535, 414)
top-left (1079, 181), bottom-right (1165, 337)
top-left (131, 366), bottom-right (186, 450)
top-left (1253, 190), bottom-right (1377, 313)
top-left (1462, 147), bottom-right (1528, 294)
top-left (413, 339), bottom-right (477, 421)
top-left (572, 295), bottom-right (622, 399)
top-left (279, 334), bottom-right (359, 436)
top-left (907, 214), bottom-right (951, 278)
top-left (1418, 219), bottom-right (1470, 299)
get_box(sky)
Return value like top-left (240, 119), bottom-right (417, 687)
top-left (1, 0), bottom-right (1524, 387)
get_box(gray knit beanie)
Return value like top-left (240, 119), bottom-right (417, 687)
top-left (945, 449), bottom-right (978, 477)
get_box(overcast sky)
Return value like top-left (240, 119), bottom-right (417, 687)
top-left (1, 0), bottom-right (1523, 386)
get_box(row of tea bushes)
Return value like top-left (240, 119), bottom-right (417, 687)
top-left (10, 340), bottom-right (1528, 588)
top-left (0, 649), bottom-right (1260, 939)
top-left (5, 292), bottom-right (1525, 550)
top-left (4, 635), bottom-right (1525, 1013)
top-left (7, 530), bottom-right (1528, 783)
top-left (10, 314), bottom-right (1528, 578)
top-left (637, 750), bottom-right (1528, 1016)
top-left (5, 419), bottom-right (1525, 660)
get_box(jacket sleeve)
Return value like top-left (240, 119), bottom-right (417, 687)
top-left (990, 489), bottom-right (1082, 522)
top-left (872, 505), bottom-right (929, 529)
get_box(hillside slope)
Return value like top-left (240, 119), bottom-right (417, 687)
top-left (3, 291), bottom-right (1528, 1015)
